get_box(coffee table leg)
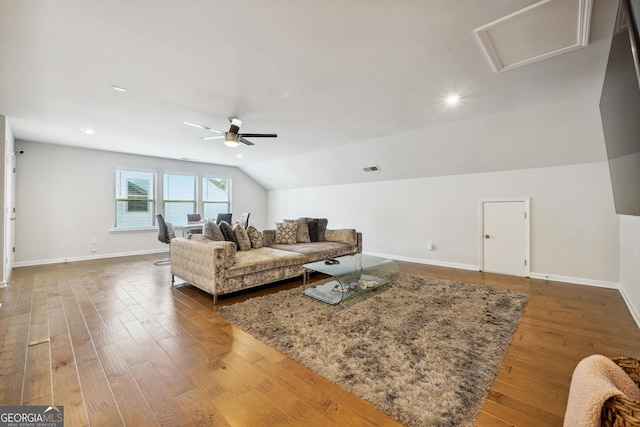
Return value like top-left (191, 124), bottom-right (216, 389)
top-left (302, 269), bottom-right (308, 294)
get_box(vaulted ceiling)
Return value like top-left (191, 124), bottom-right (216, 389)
top-left (0, 0), bottom-right (619, 189)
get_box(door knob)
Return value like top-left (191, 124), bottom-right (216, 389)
top-left (484, 235), bottom-right (490, 239)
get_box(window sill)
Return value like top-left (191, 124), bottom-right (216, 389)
top-left (110, 227), bottom-right (157, 233)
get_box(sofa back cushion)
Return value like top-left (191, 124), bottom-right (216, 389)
top-left (325, 229), bottom-right (357, 246)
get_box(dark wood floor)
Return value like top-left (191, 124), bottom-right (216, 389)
top-left (0, 254), bottom-right (639, 426)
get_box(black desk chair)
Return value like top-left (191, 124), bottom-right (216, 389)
top-left (154, 213), bottom-right (175, 266)
top-left (216, 213), bottom-right (232, 225)
top-left (187, 213), bottom-right (202, 223)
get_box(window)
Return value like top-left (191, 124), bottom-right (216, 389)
top-left (163, 173), bottom-right (196, 226)
top-left (203, 177), bottom-right (231, 219)
top-left (115, 170), bottom-right (155, 228)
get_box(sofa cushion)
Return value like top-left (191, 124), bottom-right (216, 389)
top-left (219, 221), bottom-right (239, 248)
top-left (203, 221), bottom-right (225, 241)
top-left (307, 218), bottom-right (319, 242)
top-left (275, 222), bottom-right (297, 244)
top-left (225, 247), bottom-right (306, 278)
top-left (233, 222), bottom-right (252, 251)
top-left (246, 225), bottom-right (263, 248)
top-left (269, 241), bottom-right (357, 263)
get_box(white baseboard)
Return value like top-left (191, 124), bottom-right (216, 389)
top-left (13, 249), bottom-right (168, 268)
top-left (364, 252), bottom-right (620, 289)
top-left (618, 286), bottom-right (640, 330)
top-left (528, 272), bottom-right (618, 289)
top-left (363, 252), bottom-right (479, 272)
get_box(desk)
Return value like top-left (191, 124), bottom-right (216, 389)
top-left (174, 223), bottom-right (205, 237)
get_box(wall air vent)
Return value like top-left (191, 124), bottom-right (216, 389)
top-left (363, 165), bottom-right (381, 172)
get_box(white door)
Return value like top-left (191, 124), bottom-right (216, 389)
top-left (481, 199), bottom-right (529, 277)
top-left (6, 152), bottom-right (15, 281)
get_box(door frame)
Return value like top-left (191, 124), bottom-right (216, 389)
top-left (478, 197), bottom-right (530, 277)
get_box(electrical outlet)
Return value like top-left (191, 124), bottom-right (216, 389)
top-left (427, 240), bottom-right (433, 251)
top-left (91, 237), bottom-right (97, 245)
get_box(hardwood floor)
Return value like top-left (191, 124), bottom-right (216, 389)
top-left (0, 255), bottom-right (639, 426)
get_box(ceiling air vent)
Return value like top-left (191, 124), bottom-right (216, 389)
top-left (363, 165), bottom-right (381, 172)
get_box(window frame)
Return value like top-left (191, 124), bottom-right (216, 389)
top-left (162, 173), bottom-right (197, 227)
top-left (114, 169), bottom-right (157, 230)
top-left (201, 177), bottom-right (232, 220)
top-left (112, 169), bottom-right (232, 231)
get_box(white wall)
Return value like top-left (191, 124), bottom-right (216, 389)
top-left (619, 215), bottom-right (640, 326)
top-left (14, 140), bottom-right (267, 265)
top-left (268, 162), bottom-right (619, 286)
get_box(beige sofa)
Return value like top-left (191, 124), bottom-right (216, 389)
top-left (170, 228), bottom-right (362, 304)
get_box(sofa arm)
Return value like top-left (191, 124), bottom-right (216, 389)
top-left (172, 235), bottom-right (237, 269)
top-left (325, 229), bottom-right (358, 246)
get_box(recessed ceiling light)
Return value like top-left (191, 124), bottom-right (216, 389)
top-left (112, 85), bottom-right (127, 92)
top-left (82, 128), bottom-right (96, 135)
top-left (445, 94), bottom-right (461, 105)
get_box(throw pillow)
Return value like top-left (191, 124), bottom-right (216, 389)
top-left (274, 222), bottom-right (297, 244)
top-left (233, 222), bottom-right (252, 251)
top-left (296, 217), bottom-right (311, 243)
top-left (218, 221), bottom-right (240, 248)
top-left (317, 218), bottom-right (328, 241)
top-left (307, 218), bottom-right (319, 242)
top-left (246, 225), bottom-right (263, 248)
top-left (203, 221), bottom-right (225, 241)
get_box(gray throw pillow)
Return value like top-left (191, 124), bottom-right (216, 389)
top-left (307, 218), bottom-right (319, 242)
top-left (317, 218), bottom-right (328, 241)
top-left (203, 221), bottom-right (224, 241)
top-left (233, 222), bottom-right (252, 251)
top-left (296, 217), bottom-right (311, 243)
top-left (218, 221), bottom-right (240, 248)
top-left (246, 225), bottom-right (263, 248)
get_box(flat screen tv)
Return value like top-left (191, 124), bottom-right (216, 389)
top-left (599, 0), bottom-right (640, 216)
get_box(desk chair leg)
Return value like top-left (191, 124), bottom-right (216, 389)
top-left (154, 259), bottom-right (170, 266)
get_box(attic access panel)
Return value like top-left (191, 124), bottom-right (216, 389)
top-left (475, 0), bottom-right (593, 72)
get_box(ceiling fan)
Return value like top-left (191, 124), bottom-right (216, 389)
top-left (183, 117), bottom-right (277, 147)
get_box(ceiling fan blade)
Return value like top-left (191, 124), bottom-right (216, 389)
top-left (201, 135), bottom-right (225, 140)
top-left (238, 137), bottom-right (255, 146)
top-left (237, 133), bottom-right (277, 138)
top-left (183, 121), bottom-right (224, 133)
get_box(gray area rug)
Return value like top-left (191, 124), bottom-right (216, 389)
top-left (218, 274), bottom-right (528, 427)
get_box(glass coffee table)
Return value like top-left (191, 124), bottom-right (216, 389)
top-left (302, 254), bottom-right (398, 306)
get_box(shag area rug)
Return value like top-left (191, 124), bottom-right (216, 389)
top-left (218, 274), bottom-right (528, 427)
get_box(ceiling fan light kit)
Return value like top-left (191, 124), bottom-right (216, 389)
top-left (185, 116), bottom-right (277, 147)
top-left (224, 132), bottom-right (240, 147)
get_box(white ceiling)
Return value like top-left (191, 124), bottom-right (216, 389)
top-left (0, 0), bottom-right (620, 189)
